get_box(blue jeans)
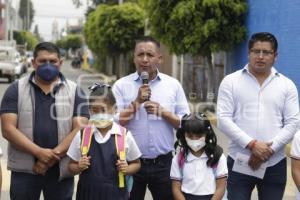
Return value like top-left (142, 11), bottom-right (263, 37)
top-left (227, 156), bottom-right (286, 200)
top-left (130, 152), bottom-right (173, 200)
top-left (10, 170), bottom-right (74, 200)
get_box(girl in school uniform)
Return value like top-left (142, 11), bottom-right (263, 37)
top-left (67, 83), bottom-right (141, 200)
top-left (171, 113), bottom-right (228, 200)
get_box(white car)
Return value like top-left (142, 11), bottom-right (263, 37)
top-left (0, 47), bottom-right (26, 82)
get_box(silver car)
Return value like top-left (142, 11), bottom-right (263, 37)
top-left (0, 47), bottom-right (26, 82)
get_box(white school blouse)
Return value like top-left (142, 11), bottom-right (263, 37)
top-left (170, 152), bottom-right (228, 196)
top-left (67, 123), bottom-right (141, 162)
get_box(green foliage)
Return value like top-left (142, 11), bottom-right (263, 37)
top-left (147, 0), bottom-right (247, 56)
top-left (13, 31), bottom-right (38, 50)
top-left (93, 0), bottom-right (139, 6)
top-left (56, 34), bottom-right (83, 50)
top-left (84, 3), bottom-right (145, 56)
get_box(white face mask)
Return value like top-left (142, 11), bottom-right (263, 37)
top-left (90, 113), bottom-right (113, 128)
top-left (185, 137), bottom-right (206, 152)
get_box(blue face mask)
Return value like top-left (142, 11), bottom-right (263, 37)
top-left (36, 63), bottom-right (59, 82)
top-left (90, 113), bottom-right (114, 128)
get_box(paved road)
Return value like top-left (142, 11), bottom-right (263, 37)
top-left (0, 60), bottom-right (117, 199)
top-left (0, 60), bottom-right (297, 199)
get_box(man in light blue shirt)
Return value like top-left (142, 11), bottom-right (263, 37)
top-left (217, 32), bottom-right (299, 200)
top-left (113, 36), bottom-right (190, 200)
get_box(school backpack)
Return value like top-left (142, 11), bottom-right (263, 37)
top-left (80, 125), bottom-right (133, 192)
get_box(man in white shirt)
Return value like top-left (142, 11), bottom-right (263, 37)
top-left (217, 32), bottom-right (299, 200)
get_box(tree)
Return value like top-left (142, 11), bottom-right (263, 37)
top-left (84, 3), bottom-right (145, 77)
top-left (19, 0), bottom-right (35, 30)
top-left (13, 31), bottom-right (39, 50)
top-left (33, 25), bottom-right (43, 41)
top-left (74, 0), bottom-right (141, 17)
top-left (73, 0), bottom-right (138, 7)
top-left (147, 0), bottom-right (247, 101)
top-left (56, 34), bottom-right (83, 50)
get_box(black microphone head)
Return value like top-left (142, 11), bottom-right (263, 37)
top-left (140, 71), bottom-right (149, 84)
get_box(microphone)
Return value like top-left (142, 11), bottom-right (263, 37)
top-left (140, 71), bottom-right (150, 100)
top-left (140, 71), bottom-right (149, 84)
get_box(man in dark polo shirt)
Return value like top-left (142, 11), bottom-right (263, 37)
top-left (0, 42), bottom-right (89, 200)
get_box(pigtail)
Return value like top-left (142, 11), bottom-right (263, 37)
top-left (205, 125), bottom-right (223, 167)
top-left (174, 115), bottom-right (190, 162)
top-left (175, 128), bottom-right (189, 159)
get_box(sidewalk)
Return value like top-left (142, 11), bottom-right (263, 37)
top-left (81, 66), bottom-right (117, 84)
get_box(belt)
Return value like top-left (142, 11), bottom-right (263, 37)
top-left (140, 152), bottom-right (173, 165)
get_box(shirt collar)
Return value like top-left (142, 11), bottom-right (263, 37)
top-left (242, 64), bottom-right (279, 77)
top-left (133, 70), bottom-right (162, 82)
top-left (92, 123), bottom-right (122, 136)
top-left (29, 71), bottom-right (66, 93)
top-left (186, 151), bottom-right (207, 162)
top-left (29, 71), bottom-right (66, 84)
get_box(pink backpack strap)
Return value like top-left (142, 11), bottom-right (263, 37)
top-left (80, 125), bottom-right (93, 155)
top-left (178, 149), bottom-right (185, 169)
top-left (115, 125), bottom-right (126, 155)
top-left (178, 148), bottom-right (185, 177)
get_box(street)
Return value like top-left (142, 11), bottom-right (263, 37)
top-left (0, 60), bottom-right (297, 199)
top-left (0, 60), bottom-right (123, 199)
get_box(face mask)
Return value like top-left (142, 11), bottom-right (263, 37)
top-left (185, 137), bottom-right (206, 152)
top-left (36, 63), bottom-right (59, 82)
top-left (90, 113), bottom-right (113, 128)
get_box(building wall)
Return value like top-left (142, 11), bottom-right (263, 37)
top-left (0, 0), bottom-right (5, 40)
top-left (227, 0), bottom-right (300, 90)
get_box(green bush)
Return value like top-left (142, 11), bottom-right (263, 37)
top-left (84, 3), bottom-right (145, 56)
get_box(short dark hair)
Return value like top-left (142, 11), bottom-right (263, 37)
top-left (135, 35), bottom-right (160, 49)
top-left (88, 83), bottom-right (116, 107)
top-left (33, 42), bottom-right (61, 59)
top-left (248, 32), bottom-right (278, 52)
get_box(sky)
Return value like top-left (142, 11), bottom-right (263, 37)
top-left (13, 0), bottom-right (88, 41)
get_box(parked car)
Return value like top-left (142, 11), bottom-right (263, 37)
top-left (0, 46), bottom-right (27, 82)
top-left (59, 48), bottom-right (66, 58)
top-left (25, 50), bottom-right (33, 68)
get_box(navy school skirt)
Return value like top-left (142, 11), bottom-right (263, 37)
top-left (183, 192), bottom-right (213, 200)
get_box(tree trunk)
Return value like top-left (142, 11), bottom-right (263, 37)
top-left (205, 54), bottom-right (215, 102)
top-left (117, 53), bottom-right (124, 79)
top-left (106, 56), bottom-right (113, 76)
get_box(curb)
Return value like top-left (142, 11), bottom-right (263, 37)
top-left (81, 67), bottom-right (117, 84)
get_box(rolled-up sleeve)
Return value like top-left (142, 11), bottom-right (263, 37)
top-left (175, 82), bottom-right (190, 119)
